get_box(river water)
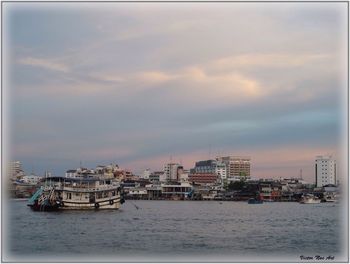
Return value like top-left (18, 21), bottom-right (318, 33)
top-left (3, 199), bottom-right (347, 262)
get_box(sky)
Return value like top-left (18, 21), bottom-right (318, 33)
top-left (3, 2), bottom-right (348, 182)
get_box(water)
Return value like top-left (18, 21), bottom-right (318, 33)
top-left (4, 200), bottom-right (347, 262)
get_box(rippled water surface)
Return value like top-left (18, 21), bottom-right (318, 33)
top-left (4, 200), bottom-right (346, 262)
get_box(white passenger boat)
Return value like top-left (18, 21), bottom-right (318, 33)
top-left (299, 194), bottom-right (321, 204)
top-left (27, 176), bottom-right (125, 211)
top-left (323, 192), bottom-right (338, 203)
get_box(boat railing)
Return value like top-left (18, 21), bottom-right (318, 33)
top-left (28, 187), bottom-right (43, 204)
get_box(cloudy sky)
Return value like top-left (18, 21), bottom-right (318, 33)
top-left (3, 2), bottom-right (348, 182)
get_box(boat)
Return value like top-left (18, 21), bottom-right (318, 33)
top-left (27, 176), bottom-right (125, 211)
top-left (323, 192), bottom-right (338, 203)
top-left (299, 194), bottom-right (321, 204)
top-left (248, 198), bottom-right (263, 204)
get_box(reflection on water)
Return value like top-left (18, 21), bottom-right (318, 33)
top-left (4, 200), bottom-right (346, 262)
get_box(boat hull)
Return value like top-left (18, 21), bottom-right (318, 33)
top-left (248, 198), bottom-right (263, 204)
top-left (28, 201), bottom-right (61, 211)
top-left (59, 197), bottom-right (123, 210)
top-left (299, 200), bottom-right (321, 204)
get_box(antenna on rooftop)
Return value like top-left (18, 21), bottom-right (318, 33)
top-left (299, 169), bottom-right (303, 180)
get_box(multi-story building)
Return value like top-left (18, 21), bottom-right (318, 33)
top-left (315, 155), bottom-right (336, 187)
top-left (142, 169), bottom-right (151, 180)
top-left (216, 156), bottom-right (251, 178)
top-left (21, 174), bottom-right (43, 185)
top-left (8, 161), bottom-right (25, 180)
top-left (65, 169), bottom-right (78, 178)
top-left (161, 182), bottom-right (193, 199)
top-left (194, 160), bottom-right (217, 174)
top-left (163, 163), bottom-right (182, 182)
top-left (215, 161), bottom-right (227, 183)
top-left (188, 173), bottom-right (218, 185)
top-left (149, 171), bottom-right (164, 182)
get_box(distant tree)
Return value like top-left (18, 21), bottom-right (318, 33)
top-left (239, 171), bottom-right (247, 177)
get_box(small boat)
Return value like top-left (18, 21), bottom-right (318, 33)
top-left (27, 176), bottom-right (125, 211)
top-left (248, 198), bottom-right (263, 204)
top-left (299, 194), bottom-right (321, 204)
top-left (323, 192), bottom-right (338, 203)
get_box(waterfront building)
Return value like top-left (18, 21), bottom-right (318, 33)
top-left (145, 184), bottom-right (163, 199)
top-left (216, 156), bottom-right (251, 178)
top-left (188, 173), bottom-right (218, 185)
top-left (21, 174), bottom-right (43, 185)
top-left (315, 155), bottom-right (336, 187)
top-left (194, 160), bottom-right (217, 174)
top-left (258, 182), bottom-right (282, 201)
top-left (127, 188), bottom-right (148, 199)
top-left (163, 163), bottom-right (182, 182)
top-left (149, 171), bottom-right (164, 182)
top-left (161, 182), bottom-right (193, 199)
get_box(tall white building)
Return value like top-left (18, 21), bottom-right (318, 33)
top-left (315, 155), bottom-right (336, 187)
top-left (8, 161), bottom-right (25, 180)
top-left (163, 163), bottom-right (181, 182)
top-left (215, 161), bottom-right (227, 182)
top-left (142, 169), bottom-right (151, 180)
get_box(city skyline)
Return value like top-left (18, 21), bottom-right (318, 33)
top-left (3, 3), bottom-right (347, 182)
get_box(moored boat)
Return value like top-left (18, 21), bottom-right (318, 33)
top-left (299, 194), bottom-right (321, 204)
top-left (27, 176), bottom-right (125, 211)
top-left (248, 198), bottom-right (263, 204)
top-left (323, 192), bottom-right (338, 203)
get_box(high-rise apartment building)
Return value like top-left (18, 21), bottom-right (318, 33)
top-left (163, 163), bottom-right (182, 182)
top-left (315, 155), bottom-right (336, 187)
top-left (8, 161), bottom-right (25, 180)
top-left (216, 156), bottom-right (251, 178)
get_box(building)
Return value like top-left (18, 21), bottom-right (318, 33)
top-left (65, 169), bottom-right (77, 178)
top-left (215, 161), bottom-right (227, 183)
top-left (216, 156), bottom-right (251, 178)
top-left (161, 182), bottom-right (193, 199)
top-left (194, 160), bottom-right (217, 174)
top-left (149, 171), bottom-right (164, 182)
top-left (21, 174), bottom-right (43, 185)
top-left (179, 172), bottom-right (189, 183)
top-left (8, 161), bottom-right (25, 180)
top-left (163, 163), bottom-right (182, 182)
top-left (188, 173), bottom-right (218, 185)
top-left (315, 155), bottom-right (336, 187)
top-left (142, 169), bottom-right (151, 180)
